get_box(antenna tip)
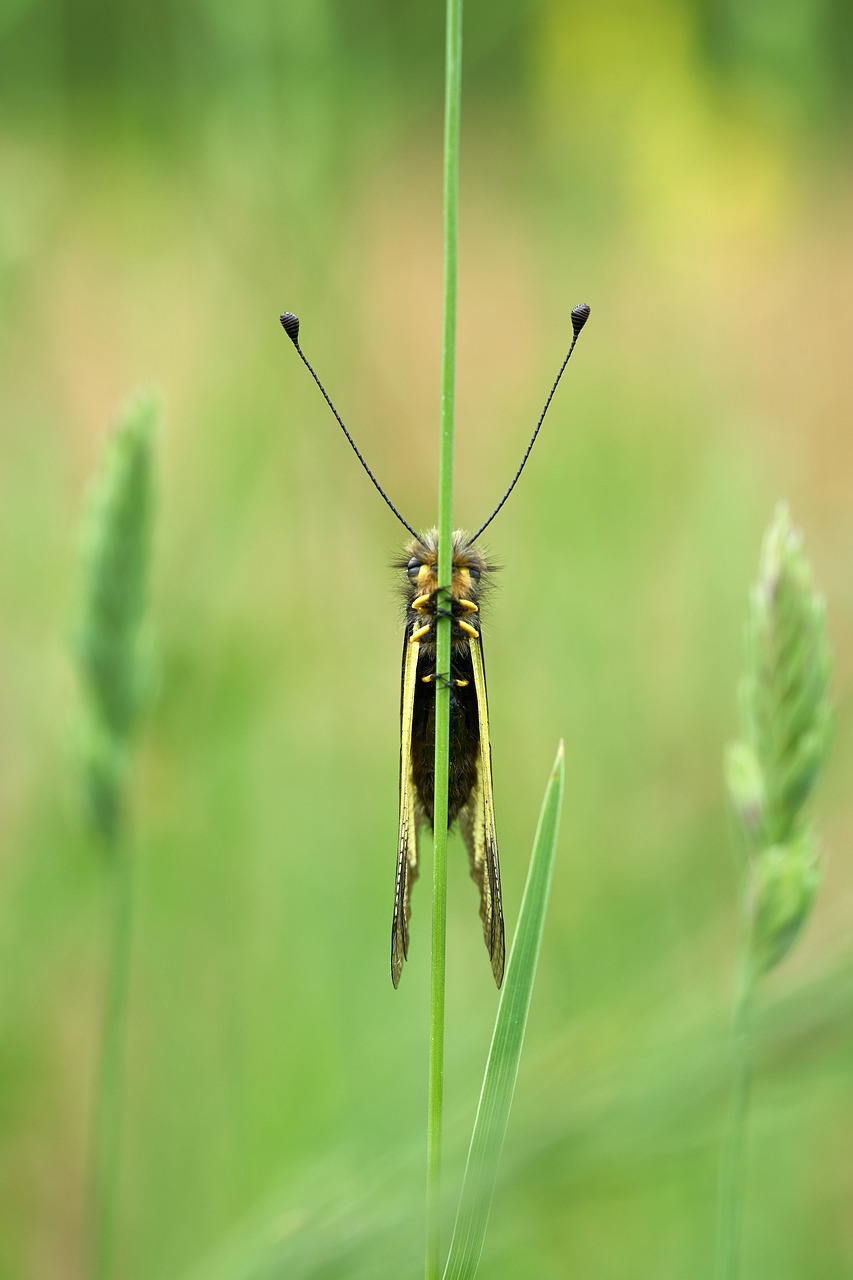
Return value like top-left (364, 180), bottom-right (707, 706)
top-left (280, 312), bottom-right (300, 344)
top-left (571, 303), bottom-right (591, 336)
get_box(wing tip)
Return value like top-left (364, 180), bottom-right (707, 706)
top-left (391, 917), bottom-right (408, 989)
top-left (490, 927), bottom-right (506, 988)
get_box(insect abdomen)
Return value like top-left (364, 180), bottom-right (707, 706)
top-left (410, 647), bottom-right (480, 827)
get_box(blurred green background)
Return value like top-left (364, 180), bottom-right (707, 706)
top-left (1, 1), bottom-right (852, 1276)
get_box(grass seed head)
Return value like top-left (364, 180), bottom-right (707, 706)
top-left (728, 503), bottom-right (832, 973)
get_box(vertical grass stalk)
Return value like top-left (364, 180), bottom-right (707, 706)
top-left (715, 504), bottom-right (831, 1280)
top-left (74, 391), bottom-right (156, 1280)
top-left (426, 0), bottom-right (462, 1275)
top-left (713, 903), bottom-right (755, 1280)
top-left (90, 832), bottom-right (135, 1280)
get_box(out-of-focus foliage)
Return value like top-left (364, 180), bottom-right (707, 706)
top-left (1, 2), bottom-right (852, 1278)
top-left (726, 504), bottom-right (832, 975)
top-left (74, 390), bottom-right (156, 841)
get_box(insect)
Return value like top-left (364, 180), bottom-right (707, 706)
top-left (280, 303), bottom-right (590, 987)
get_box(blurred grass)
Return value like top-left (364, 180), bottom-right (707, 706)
top-left (1, 1), bottom-right (853, 1277)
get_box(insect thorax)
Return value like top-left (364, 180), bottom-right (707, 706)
top-left (402, 529), bottom-right (488, 655)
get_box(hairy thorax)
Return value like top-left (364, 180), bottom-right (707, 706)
top-left (402, 528), bottom-right (489, 657)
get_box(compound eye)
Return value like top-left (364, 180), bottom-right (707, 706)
top-left (468, 565), bottom-right (481, 583)
top-left (407, 557), bottom-right (421, 582)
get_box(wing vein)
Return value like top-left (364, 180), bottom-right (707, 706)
top-left (468, 632), bottom-right (505, 986)
top-left (391, 631), bottom-right (420, 986)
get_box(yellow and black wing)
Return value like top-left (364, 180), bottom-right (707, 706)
top-left (462, 629), bottom-right (506, 987)
top-left (391, 627), bottom-right (420, 987)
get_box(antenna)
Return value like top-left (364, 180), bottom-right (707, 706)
top-left (279, 312), bottom-right (420, 540)
top-left (469, 303), bottom-right (591, 543)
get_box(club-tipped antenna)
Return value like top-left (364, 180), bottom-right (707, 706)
top-left (279, 312), bottom-right (420, 540)
top-left (469, 302), bottom-right (591, 543)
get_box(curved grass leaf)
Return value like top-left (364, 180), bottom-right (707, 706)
top-left (442, 741), bottom-right (565, 1280)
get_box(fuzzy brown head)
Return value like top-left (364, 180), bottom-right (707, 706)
top-left (403, 528), bottom-right (488, 598)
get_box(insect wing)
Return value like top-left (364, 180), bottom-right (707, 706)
top-left (466, 631), bottom-right (506, 986)
top-left (391, 629), bottom-right (421, 986)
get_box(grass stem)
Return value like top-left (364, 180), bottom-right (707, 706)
top-left (89, 837), bottom-right (135, 1280)
top-left (426, 0), bottom-right (462, 1275)
top-left (714, 901), bottom-right (756, 1280)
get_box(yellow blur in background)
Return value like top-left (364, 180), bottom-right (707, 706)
top-left (0, 1), bottom-right (851, 1276)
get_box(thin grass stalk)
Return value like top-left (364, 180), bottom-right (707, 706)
top-left (715, 505), bottom-right (831, 1280)
top-left (74, 391), bottom-right (156, 1279)
top-left (426, 0), bottom-right (462, 1275)
top-left (714, 904), bottom-right (756, 1280)
top-left (90, 835), bottom-right (135, 1280)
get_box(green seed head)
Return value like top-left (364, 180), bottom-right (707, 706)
top-left (728, 503), bottom-right (832, 975)
top-left (724, 742), bottom-right (764, 847)
top-left (751, 834), bottom-right (822, 976)
top-left (737, 504), bottom-right (832, 849)
top-left (74, 390), bottom-right (157, 842)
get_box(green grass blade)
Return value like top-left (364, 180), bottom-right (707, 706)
top-left (442, 742), bottom-right (565, 1280)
